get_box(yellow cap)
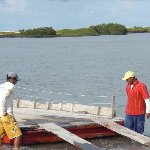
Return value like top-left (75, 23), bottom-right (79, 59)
top-left (122, 71), bottom-right (135, 80)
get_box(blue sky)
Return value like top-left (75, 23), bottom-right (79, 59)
top-left (0, 0), bottom-right (150, 31)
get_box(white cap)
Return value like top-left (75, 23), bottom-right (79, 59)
top-left (122, 71), bottom-right (135, 80)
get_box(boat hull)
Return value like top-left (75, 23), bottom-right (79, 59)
top-left (3, 121), bottom-right (124, 145)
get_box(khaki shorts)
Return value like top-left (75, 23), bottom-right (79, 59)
top-left (0, 115), bottom-right (22, 139)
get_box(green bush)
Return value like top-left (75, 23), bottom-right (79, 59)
top-left (145, 27), bottom-right (150, 32)
top-left (57, 28), bottom-right (99, 36)
top-left (19, 27), bottom-right (56, 37)
top-left (128, 26), bottom-right (147, 33)
top-left (90, 23), bottom-right (127, 35)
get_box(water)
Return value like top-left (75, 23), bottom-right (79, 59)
top-left (0, 33), bottom-right (150, 149)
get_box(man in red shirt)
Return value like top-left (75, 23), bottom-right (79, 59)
top-left (122, 71), bottom-right (150, 133)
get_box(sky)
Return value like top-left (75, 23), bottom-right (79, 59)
top-left (0, 0), bottom-right (150, 31)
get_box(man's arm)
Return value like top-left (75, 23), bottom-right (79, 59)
top-left (0, 95), bottom-right (8, 115)
top-left (145, 99), bottom-right (150, 118)
top-left (0, 89), bottom-right (12, 116)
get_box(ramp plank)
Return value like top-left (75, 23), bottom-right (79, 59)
top-left (35, 121), bottom-right (103, 150)
top-left (91, 117), bottom-right (150, 146)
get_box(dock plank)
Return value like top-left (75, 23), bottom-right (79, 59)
top-left (35, 121), bottom-right (103, 150)
top-left (91, 117), bottom-right (150, 146)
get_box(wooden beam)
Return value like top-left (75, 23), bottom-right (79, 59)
top-left (91, 117), bottom-right (150, 146)
top-left (111, 96), bottom-right (115, 118)
top-left (35, 121), bottom-right (104, 150)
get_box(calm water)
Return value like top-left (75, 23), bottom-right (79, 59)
top-left (0, 33), bottom-right (150, 149)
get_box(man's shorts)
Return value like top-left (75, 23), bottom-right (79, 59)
top-left (124, 114), bottom-right (145, 133)
top-left (0, 115), bottom-right (22, 139)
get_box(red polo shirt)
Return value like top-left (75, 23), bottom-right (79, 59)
top-left (125, 80), bottom-right (150, 115)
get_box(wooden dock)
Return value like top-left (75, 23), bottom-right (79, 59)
top-left (7, 107), bottom-right (117, 150)
top-left (1, 98), bottom-right (150, 149)
top-left (12, 107), bottom-right (149, 147)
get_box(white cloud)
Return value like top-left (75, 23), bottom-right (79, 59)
top-left (0, 0), bottom-right (26, 12)
top-left (0, 0), bottom-right (149, 30)
top-left (110, 0), bottom-right (138, 19)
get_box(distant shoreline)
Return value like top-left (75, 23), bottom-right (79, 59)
top-left (0, 24), bottom-right (150, 38)
top-left (0, 32), bottom-right (150, 38)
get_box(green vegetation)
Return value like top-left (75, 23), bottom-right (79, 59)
top-left (0, 23), bottom-right (150, 38)
top-left (0, 31), bottom-right (20, 38)
top-left (90, 23), bottom-right (127, 35)
top-left (58, 23), bottom-right (127, 36)
top-left (128, 26), bottom-right (150, 33)
top-left (57, 28), bottom-right (99, 36)
top-left (145, 27), bottom-right (150, 32)
top-left (128, 26), bottom-right (147, 33)
top-left (19, 27), bottom-right (56, 37)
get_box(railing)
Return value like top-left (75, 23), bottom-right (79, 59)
top-left (14, 97), bottom-right (115, 119)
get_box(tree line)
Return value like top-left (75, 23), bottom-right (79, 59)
top-left (19, 27), bottom-right (56, 37)
top-left (20, 23), bottom-right (127, 37)
top-left (0, 23), bottom-right (150, 38)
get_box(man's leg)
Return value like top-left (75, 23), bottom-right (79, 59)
top-left (134, 114), bottom-right (145, 133)
top-left (0, 119), bottom-right (6, 146)
top-left (124, 115), bottom-right (134, 130)
top-left (13, 135), bottom-right (22, 149)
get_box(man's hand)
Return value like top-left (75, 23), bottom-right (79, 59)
top-left (145, 113), bottom-right (150, 118)
top-left (3, 112), bottom-right (8, 116)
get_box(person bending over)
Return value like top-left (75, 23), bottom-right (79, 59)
top-left (0, 72), bottom-right (22, 149)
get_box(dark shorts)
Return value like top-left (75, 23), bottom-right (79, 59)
top-left (124, 114), bottom-right (145, 133)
